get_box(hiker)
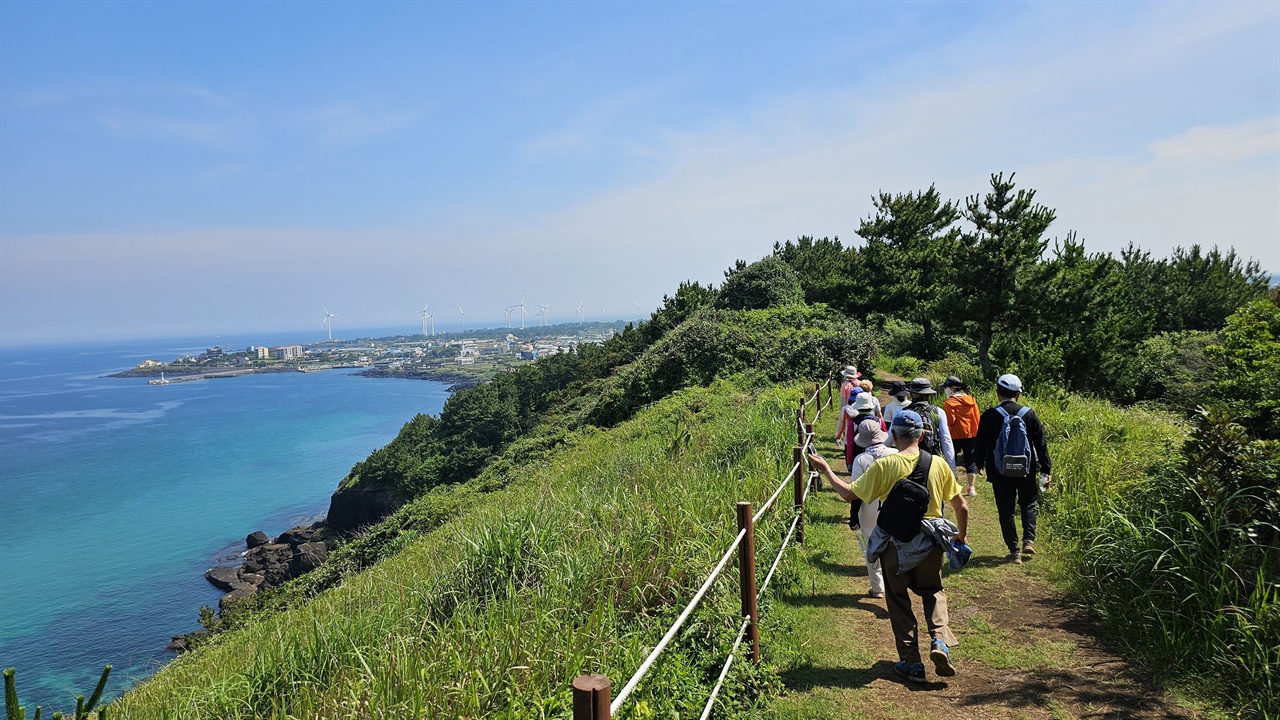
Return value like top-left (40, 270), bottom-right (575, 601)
top-left (858, 379), bottom-right (883, 419)
top-left (882, 380), bottom-right (910, 429)
top-left (835, 366), bottom-right (861, 435)
top-left (905, 378), bottom-right (956, 469)
top-left (810, 409), bottom-right (969, 682)
top-left (941, 376), bottom-right (981, 497)
top-left (845, 418), bottom-right (899, 597)
top-left (840, 392), bottom-right (878, 467)
top-left (973, 373), bottom-right (1052, 564)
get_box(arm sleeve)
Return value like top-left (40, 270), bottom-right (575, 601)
top-left (1028, 409), bottom-right (1051, 474)
top-left (973, 409), bottom-right (997, 473)
top-left (934, 408), bottom-right (956, 468)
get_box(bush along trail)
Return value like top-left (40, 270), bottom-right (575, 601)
top-left (761, 386), bottom-right (1223, 720)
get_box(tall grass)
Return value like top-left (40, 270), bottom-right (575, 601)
top-left (999, 390), bottom-right (1277, 718)
top-left (109, 379), bottom-right (810, 719)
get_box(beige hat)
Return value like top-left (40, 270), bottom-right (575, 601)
top-left (840, 365), bottom-right (859, 378)
top-left (854, 418), bottom-right (888, 448)
top-left (851, 393), bottom-right (876, 413)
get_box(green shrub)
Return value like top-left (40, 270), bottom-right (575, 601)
top-left (715, 256), bottom-right (804, 311)
top-left (1208, 299), bottom-right (1280, 440)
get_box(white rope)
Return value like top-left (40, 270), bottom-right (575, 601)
top-left (696, 618), bottom-right (751, 720)
top-left (758, 512), bottom-right (801, 599)
top-left (610, 528), bottom-right (748, 714)
top-left (753, 462), bottom-right (800, 524)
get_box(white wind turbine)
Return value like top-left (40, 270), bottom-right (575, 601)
top-left (600, 304), bottom-right (605, 322)
top-left (518, 292), bottom-right (528, 330)
top-left (576, 300), bottom-right (585, 322)
top-left (321, 306), bottom-right (337, 341)
top-left (538, 303), bottom-right (549, 327)
top-left (503, 307), bottom-right (514, 328)
top-left (418, 302), bottom-right (432, 336)
top-left (635, 301), bottom-right (641, 324)
top-left (458, 306), bottom-right (466, 333)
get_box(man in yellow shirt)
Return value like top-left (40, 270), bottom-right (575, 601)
top-left (810, 409), bottom-right (970, 682)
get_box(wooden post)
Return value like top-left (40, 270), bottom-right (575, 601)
top-left (735, 501), bottom-right (761, 664)
top-left (573, 674), bottom-right (612, 720)
top-left (793, 445), bottom-right (805, 543)
top-left (796, 407), bottom-right (804, 448)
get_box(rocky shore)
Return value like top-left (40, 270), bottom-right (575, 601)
top-left (168, 522), bottom-right (330, 652)
top-left (354, 367), bottom-right (481, 391)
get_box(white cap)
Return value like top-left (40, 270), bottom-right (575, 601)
top-left (996, 374), bottom-right (1023, 392)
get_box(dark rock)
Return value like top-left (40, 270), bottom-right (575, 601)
top-left (246, 530), bottom-right (270, 549)
top-left (219, 586), bottom-right (257, 611)
top-left (166, 636), bottom-right (189, 653)
top-left (275, 525), bottom-right (315, 546)
top-left (309, 519), bottom-right (327, 531)
top-left (204, 566), bottom-right (240, 591)
top-left (293, 541), bottom-right (328, 573)
top-left (243, 543), bottom-right (293, 586)
top-left (326, 485), bottom-right (401, 534)
top-left (239, 572), bottom-right (265, 587)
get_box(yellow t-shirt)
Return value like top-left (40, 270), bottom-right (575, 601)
top-left (850, 451), bottom-right (962, 519)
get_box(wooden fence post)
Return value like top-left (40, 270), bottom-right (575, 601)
top-left (735, 502), bottom-right (761, 664)
top-left (573, 674), bottom-right (612, 720)
top-left (793, 445), bottom-right (805, 543)
top-left (803, 423), bottom-right (817, 490)
top-left (796, 406), bottom-right (804, 448)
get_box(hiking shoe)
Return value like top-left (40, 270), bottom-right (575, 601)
top-left (966, 486), bottom-right (977, 497)
top-left (930, 639), bottom-right (956, 677)
top-left (894, 660), bottom-right (926, 683)
top-left (1021, 541), bottom-right (1036, 556)
top-left (1007, 550), bottom-right (1023, 565)
top-left (869, 590), bottom-right (884, 599)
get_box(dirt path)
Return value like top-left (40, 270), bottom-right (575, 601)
top-left (762, 401), bottom-right (1202, 720)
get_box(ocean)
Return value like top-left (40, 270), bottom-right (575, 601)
top-left (0, 334), bottom-right (452, 712)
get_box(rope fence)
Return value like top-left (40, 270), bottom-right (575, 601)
top-left (571, 375), bottom-right (837, 720)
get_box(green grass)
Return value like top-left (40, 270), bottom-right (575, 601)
top-left (108, 379), bottom-right (818, 719)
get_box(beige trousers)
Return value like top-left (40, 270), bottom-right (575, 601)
top-left (879, 542), bottom-right (957, 664)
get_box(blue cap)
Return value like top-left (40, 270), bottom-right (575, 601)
top-left (891, 409), bottom-right (923, 429)
top-left (996, 374), bottom-right (1023, 392)
top-left (847, 387), bottom-right (863, 403)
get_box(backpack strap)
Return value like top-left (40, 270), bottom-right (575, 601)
top-left (1015, 406), bottom-right (1030, 419)
top-left (907, 450), bottom-right (938, 518)
top-left (995, 405), bottom-right (1010, 420)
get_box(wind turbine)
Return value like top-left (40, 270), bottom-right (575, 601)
top-left (418, 302), bottom-right (431, 336)
top-left (576, 300), bottom-right (585, 322)
top-left (321, 306), bottom-right (337, 341)
top-left (600, 304), bottom-right (605, 322)
top-left (503, 307), bottom-right (514, 328)
top-left (518, 292), bottom-right (528, 330)
top-left (538, 303), bottom-right (549, 327)
top-left (458, 306), bottom-right (466, 333)
top-left (635, 301), bottom-right (641, 324)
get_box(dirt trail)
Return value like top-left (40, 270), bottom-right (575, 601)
top-left (764, 391), bottom-right (1200, 720)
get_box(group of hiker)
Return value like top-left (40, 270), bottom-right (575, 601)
top-left (809, 365), bottom-right (1052, 683)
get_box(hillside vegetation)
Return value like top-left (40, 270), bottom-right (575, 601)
top-left (110, 378), bottom-right (815, 719)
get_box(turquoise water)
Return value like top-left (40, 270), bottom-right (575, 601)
top-left (0, 335), bottom-right (451, 712)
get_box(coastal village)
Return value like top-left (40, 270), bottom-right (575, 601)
top-left (118, 322), bottom-right (628, 387)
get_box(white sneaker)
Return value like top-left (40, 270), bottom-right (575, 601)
top-left (966, 486), bottom-right (977, 497)
top-left (836, 438), bottom-right (845, 449)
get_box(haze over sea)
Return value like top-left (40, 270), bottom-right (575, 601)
top-left (0, 332), bottom-right (451, 711)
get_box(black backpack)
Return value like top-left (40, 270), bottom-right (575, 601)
top-left (906, 401), bottom-right (944, 456)
top-left (876, 451), bottom-right (933, 543)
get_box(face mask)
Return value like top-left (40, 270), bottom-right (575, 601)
top-left (895, 393), bottom-right (908, 403)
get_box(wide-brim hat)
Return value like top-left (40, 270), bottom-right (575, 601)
top-left (840, 365), bottom-right (859, 378)
top-left (854, 418), bottom-right (887, 448)
top-left (941, 375), bottom-right (963, 389)
top-left (907, 377), bottom-right (936, 395)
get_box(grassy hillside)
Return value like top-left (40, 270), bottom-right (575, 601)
top-left (110, 378), bottom-right (817, 719)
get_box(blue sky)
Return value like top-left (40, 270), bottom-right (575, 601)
top-left (1, 2), bottom-right (1276, 344)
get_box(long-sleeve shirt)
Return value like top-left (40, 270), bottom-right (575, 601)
top-left (973, 399), bottom-right (1052, 479)
top-left (909, 402), bottom-right (956, 469)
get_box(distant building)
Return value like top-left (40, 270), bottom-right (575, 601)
top-left (457, 356), bottom-right (476, 366)
top-left (136, 359), bottom-right (164, 369)
top-left (206, 346), bottom-right (223, 358)
top-left (274, 345), bottom-right (304, 360)
top-left (255, 346), bottom-right (272, 360)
